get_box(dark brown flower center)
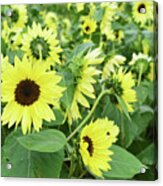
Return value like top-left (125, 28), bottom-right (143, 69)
top-left (85, 26), bottom-right (90, 32)
top-left (15, 79), bottom-right (40, 106)
top-left (83, 136), bottom-right (94, 157)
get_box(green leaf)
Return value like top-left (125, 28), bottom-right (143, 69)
top-left (116, 95), bottom-right (131, 121)
top-left (71, 42), bottom-right (94, 59)
top-left (137, 143), bottom-right (156, 166)
top-left (2, 129), bottom-right (64, 178)
top-left (17, 129), bottom-right (66, 153)
top-left (59, 68), bottom-right (75, 109)
top-left (103, 145), bottom-right (145, 179)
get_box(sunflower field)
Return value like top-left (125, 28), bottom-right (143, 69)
top-left (1, 1), bottom-right (158, 180)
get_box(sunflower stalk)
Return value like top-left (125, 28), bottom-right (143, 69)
top-left (66, 89), bottom-right (111, 142)
top-left (137, 64), bottom-right (143, 86)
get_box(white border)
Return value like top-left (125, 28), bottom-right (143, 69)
top-left (0, 0), bottom-right (162, 186)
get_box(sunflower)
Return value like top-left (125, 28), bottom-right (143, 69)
top-left (5, 5), bottom-right (28, 31)
top-left (132, 1), bottom-right (153, 26)
top-left (102, 55), bottom-right (126, 79)
top-left (22, 22), bottom-right (62, 66)
top-left (105, 68), bottom-right (137, 112)
top-left (1, 55), bottom-right (65, 135)
top-left (80, 118), bottom-right (119, 178)
top-left (100, 2), bottom-right (118, 39)
top-left (44, 12), bottom-right (58, 33)
top-left (67, 48), bottom-right (104, 123)
top-left (81, 16), bottom-right (97, 35)
top-left (129, 53), bottom-right (153, 81)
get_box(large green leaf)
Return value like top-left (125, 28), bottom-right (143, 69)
top-left (2, 129), bottom-right (64, 178)
top-left (70, 42), bottom-right (94, 59)
top-left (17, 129), bottom-right (66, 153)
top-left (103, 145), bottom-right (144, 179)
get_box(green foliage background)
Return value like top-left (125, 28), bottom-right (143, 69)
top-left (1, 2), bottom-right (158, 180)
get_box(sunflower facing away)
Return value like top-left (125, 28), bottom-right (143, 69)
top-left (132, 1), bottom-right (153, 26)
top-left (102, 55), bottom-right (126, 79)
top-left (80, 118), bottom-right (119, 177)
top-left (5, 5), bottom-right (28, 31)
top-left (81, 16), bottom-right (97, 35)
top-left (105, 68), bottom-right (137, 112)
top-left (67, 48), bottom-right (104, 123)
top-left (129, 53), bottom-right (153, 81)
top-left (1, 55), bottom-right (65, 134)
top-left (22, 22), bottom-right (62, 66)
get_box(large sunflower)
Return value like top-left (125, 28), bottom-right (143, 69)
top-left (132, 1), bottom-right (153, 26)
top-left (80, 118), bottom-right (119, 178)
top-left (105, 68), bottom-right (137, 112)
top-left (5, 5), bottom-right (28, 31)
top-left (67, 48), bottom-right (104, 123)
top-left (1, 55), bottom-right (65, 134)
top-left (22, 22), bottom-right (62, 66)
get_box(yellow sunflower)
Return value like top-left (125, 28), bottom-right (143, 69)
top-left (132, 1), bottom-right (153, 26)
top-left (1, 55), bottom-right (65, 135)
top-left (67, 48), bottom-right (104, 123)
top-left (81, 16), bottom-right (97, 35)
top-left (129, 53), bottom-right (153, 81)
top-left (80, 118), bottom-right (119, 178)
top-left (100, 2), bottom-right (118, 39)
top-left (105, 68), bottom-right (137, 112)
top-left (44, 12), bottom-right (58, 33)
top-left (22, 22), bottom-right (62, 66)
top-left (5, 5), bottom-right (28, 31)
top-left (102, 55), bottom-right (126, 79)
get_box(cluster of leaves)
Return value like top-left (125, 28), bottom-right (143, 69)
top-left (1, 2), bottom-right (158, 180)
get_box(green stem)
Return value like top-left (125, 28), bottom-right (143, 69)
top-left (78, 170), bottom-right (87, 179)
top-left (66, 89), bottom-right (111, 142)
top-left (38, 46), bottom-right (42, 63)
top-left (120, 114), bottom-right (125, 147)
top-left (137, 65), bottom-right (143, 86)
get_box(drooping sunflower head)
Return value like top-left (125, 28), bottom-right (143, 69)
top-left (102, 55), bottom-right (126, 79)
top-left (1, 55), bottom-right (65, 134)
top-left (4, 5), bottom-right (28, 30)
top-left (67, 48), bottom-right (104, 123)
top-left (22, 22), bottom-right (62, 66)
top-left (132, 1), bottom-right (153, 26)
top-left (81, 16), bottom-right (97, 35)
top-left (100, 2), bottom-right (118, 38)
top-left (44, 12), bottom-right (59, 33)
top-left (80, 118), bottom-right (119, 177)
top-left (129, 53), bottom-right (153, 81)
top-left (105, 68), bottom-right (137, 112)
